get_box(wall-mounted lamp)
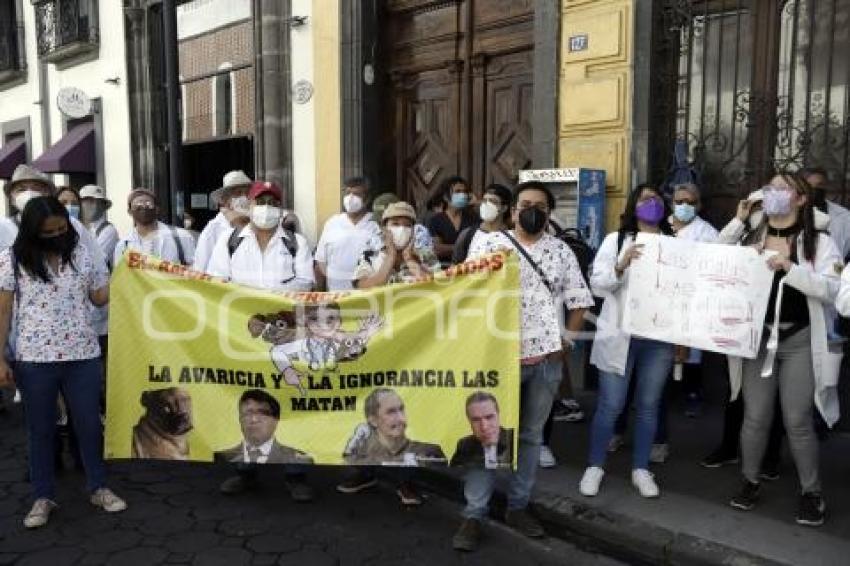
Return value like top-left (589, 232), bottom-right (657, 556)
top-left (105, 77), bottom-right (121, 85)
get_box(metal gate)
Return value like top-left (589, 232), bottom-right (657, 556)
top-left (650, 0), bottom-right (850, 223)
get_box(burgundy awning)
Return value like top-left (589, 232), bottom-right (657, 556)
top-left (0, 137), bottom-right (26, 179)
top-left (32, 123), bottom-right (95, 174)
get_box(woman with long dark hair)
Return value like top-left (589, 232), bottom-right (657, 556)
top-left (579, 183), bottom-right (675, 499)
top-left (728, 172), bottom-right (840, 527)
top-left (0, 196), bottom-right (127, 528)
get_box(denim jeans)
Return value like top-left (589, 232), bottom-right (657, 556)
top-left (462, 357), bottom-right (562, 519)
top-left (588, 338), bottom-right (673, 470)
top-left (15, 358), bottom-right (106, 500)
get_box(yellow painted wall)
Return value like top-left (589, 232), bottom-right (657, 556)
top-left (312, 0), bottom-right (342, 234)
top-left (559, 0), bottom-right (634, 231)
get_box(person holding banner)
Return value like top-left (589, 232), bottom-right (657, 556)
top-left (452, 181), bottom-right (593, 552)
top-left (580, 183), bottom-right (675, 499)
top-left (339, 202), bottom-right (441, 506)
top-left (727, 172), bottom-right (841, 528)
top-left (193, 170), bottom-right (253, 272)
top-left (0, 196), bottom-right (127, 528)
top-left (207, 180), bottom-right (315, 500)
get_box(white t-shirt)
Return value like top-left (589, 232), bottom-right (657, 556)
top-left (315, 213), bottom-right (377, 290)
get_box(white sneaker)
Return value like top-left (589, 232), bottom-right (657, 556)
top-left (631, 469), bottom-right (660, 498)
top-left (579, 466), bottom-right (605, 497)
top-left (90, 488), bottom-right (127, 513)
top-left (539, 445), bottom-right (557, 468)
top-left (650, 443), bottom-right (669, 464)
top-left (607, 434), bottom-right (624, 453)
top-left (24, 498), bottom-right (57, 529)
top-left (13, 389), bottom-right (21, 403)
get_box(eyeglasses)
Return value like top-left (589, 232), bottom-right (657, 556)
top-left (130, 202), bottom-right (155, 210)
top-left (239, 408), bottom-right (275, 420)
top-left (673, 199), bottom-right (697, 206)
top-left (762, 184), bottom-right (792, 194)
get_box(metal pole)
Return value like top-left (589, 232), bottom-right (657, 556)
top-left (162, 0), bottom-right (182, 224)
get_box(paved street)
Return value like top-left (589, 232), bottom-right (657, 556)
top-left (0, 404), bottom-right (622, 566)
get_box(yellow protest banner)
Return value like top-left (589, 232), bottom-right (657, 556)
top-left (105, 251), bottom-right (521, 470)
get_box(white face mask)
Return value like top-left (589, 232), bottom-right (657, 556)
top-left (230, 196), bottom-right (250, 216)
top-left (479, 201), bottom-right (500, 223)
top-left (343, 194), bottom-right (364, 214)
top-left (389, 225), bottom-right (413, 249)
top-left (14, 190), bottom-right (41, 213)
top-left (251, 205), bottom-right (282, 230)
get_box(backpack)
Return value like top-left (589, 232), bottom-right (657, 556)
top-left (548, 219), bottom-right (594, 286)
top-left (227, 228), bottom-right (298, 258)
top-left (452, 223), bottom-right (482, 264)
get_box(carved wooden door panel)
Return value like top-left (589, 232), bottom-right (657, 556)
top-left (395, 69), bottom-right (460, 208)
top-left (473, 51), bottom-right (534, 191)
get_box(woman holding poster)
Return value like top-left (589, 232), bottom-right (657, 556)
top-left (728, 172), bottom-right (841, 528)
top-left (579, 184), bottom-right (675, 499)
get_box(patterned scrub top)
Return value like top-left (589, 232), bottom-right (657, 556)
top-left (0, 245), bottom-right (108, 362)
top-left (353, 245), bottom-right (442, 285)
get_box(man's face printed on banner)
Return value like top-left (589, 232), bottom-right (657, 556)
top-left (467, 400), bottom-right (501, 447)
top-left (239, 399), bottom-right (278, 446)
top-left (369, 391), bottom-right (407, 441)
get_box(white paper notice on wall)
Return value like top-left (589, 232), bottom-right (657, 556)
top-left (622, 233), bottom-right (776, 359)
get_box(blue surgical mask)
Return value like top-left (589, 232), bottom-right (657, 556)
top-left (450, 193), bottom-right (470, 209)
top-left (673, 203), bottom-right (696, 223)
top-left (65, 204), bottom-right (80, 220)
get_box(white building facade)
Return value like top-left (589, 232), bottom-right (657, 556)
top-left (0, 0), bottom-right (134, 234)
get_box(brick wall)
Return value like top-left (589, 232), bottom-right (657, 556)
top-left (179, 20), bottom-right (254, 142)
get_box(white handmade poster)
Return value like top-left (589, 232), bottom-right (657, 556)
top-left (622, 233), bottom-right (776, 359)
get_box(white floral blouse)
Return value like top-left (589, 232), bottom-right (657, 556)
top-left (0, 246), bottom-right (107, 362)
top-left (471, 231), bottom-right (594, 360)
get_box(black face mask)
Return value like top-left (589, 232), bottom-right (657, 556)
top-left (40, 233), bottom-right (72, 254)
top-left (518, 207), bottom-right (548, 234)
top-left (132, 208), bottom-right (157, 225)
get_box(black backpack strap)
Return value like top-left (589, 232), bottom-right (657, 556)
top-left (168, 226), bottom-right (187, 265)
top-left (227, 228), bottom-right (243, 257)
top-left (281, 229), bottom-right (298, 257)
top-left (500, 230), bottom-right (554, 295)
top-left (95, 221), bottom-right (112, 238)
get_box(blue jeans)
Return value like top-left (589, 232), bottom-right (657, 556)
top-left (588, 338), bottom-right (673, 470)
top-left (15, 358), bottom-right (106, 499)
top-left (462, 357), bottom-right (562, 519)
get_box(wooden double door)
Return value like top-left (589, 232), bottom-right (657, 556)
top-left (380, 0), bottom-right (535, 208)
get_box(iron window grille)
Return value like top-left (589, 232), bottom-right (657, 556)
top-left (34, 0), bottom-right (99, 63)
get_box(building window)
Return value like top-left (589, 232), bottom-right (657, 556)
top-left (34, 0), bottom-right (99, 64)
top-left (0, 0), bottom-right (26, 84)
top-left (213, 63), bottom-right (234, 136)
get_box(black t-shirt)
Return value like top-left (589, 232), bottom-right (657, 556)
top-left (764, 246), bottom-right (810, 340)
top-left (426, 209), bottom-right (479, 246)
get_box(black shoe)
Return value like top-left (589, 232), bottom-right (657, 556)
top-left (796, 492), bottom-right (826, 527)
top-left (700, 448), bottom-right (739, 469)
top-left (551, 399), bottom-right (585, 423)
top-left (396, 482), bottom-right (423, 506)
top-left (759, 461), bottom-right (780, 481)
top-left (219, 474), bottom-right (256, 495)
top-left (336, 472), bottom-right (377, 494)
top-left (285, 475), bottom-right (314, 503)
top-left (730, 480), bottom-right (760, 511)
top-left (505, 508), bottom-right (545, 538)
top-left (452, 518), bottom-right (482, 552)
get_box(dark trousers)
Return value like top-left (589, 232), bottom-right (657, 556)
top-left (16, 359), bottom-right (106, 499)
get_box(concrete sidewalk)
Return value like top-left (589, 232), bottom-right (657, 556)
top-left (425, 373), bottom-right (850, 566)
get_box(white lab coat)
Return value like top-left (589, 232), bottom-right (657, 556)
top-left (193, 212), bottom-right (231, 272)
top-left (728, 233), bottom-right (842, 427)
top-left (588, 231), bottom-right (636, 376)
top-left (114, 221), bottom-right (196, 266)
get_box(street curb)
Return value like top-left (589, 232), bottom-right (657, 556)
top-left (414, 469), bottom-right (785, 566)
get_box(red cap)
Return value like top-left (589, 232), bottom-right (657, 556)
top-left (248, 181), bottom-right (283, 201)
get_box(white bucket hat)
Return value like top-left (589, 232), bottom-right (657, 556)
top-left (79, 184), bottom-right (112, 208)
top-left (221, 170), bottom-right (252, 191)
top-left (6, 164), bottom-right (55, 195)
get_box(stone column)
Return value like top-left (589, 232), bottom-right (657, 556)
top-left (253, 0), bottom-right (293, 203)
top-left (532, 0), bottom-right (560, 168)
